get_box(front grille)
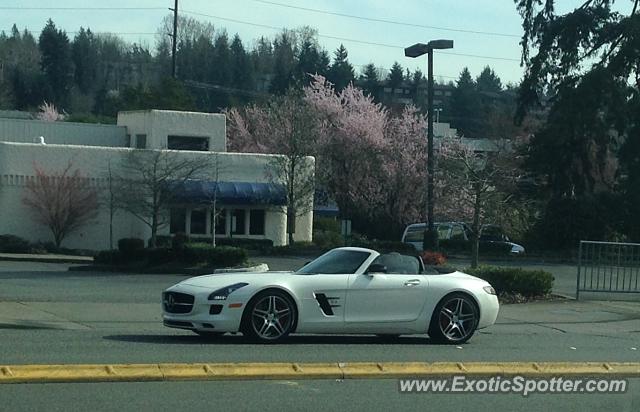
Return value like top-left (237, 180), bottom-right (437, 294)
top-left (209, 304), bottom-right (223, 315)
top-left (163, 292), bottom-right (195, 314)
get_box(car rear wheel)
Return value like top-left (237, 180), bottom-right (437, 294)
top-left (243, 290), bottom-right (296, 343)
top-left (429, 293), bottom-right (479, 344)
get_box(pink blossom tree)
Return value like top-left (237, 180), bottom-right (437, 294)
top-left (36, 101), bottom-right (66, 122)
top-left (227, 91), bottom-right (318, 244)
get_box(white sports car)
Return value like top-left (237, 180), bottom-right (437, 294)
top-left (162, 247), bottom-right (499, 344)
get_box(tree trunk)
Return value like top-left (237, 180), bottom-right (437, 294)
top-left (471, 188), bottom-right (482, 269)
top-left (150, 213), bottom-right (158, 249)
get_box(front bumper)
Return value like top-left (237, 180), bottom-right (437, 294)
top-left (162, 284), bottom-right (245, 333)
top-left (476, 292), bottom-right (500, 329)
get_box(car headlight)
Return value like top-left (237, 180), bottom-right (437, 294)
top-left (483, 285), bottom-right (496, 295)
top-left (208, 283), bottom-right (249, 300)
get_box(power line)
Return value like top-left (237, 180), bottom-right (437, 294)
top-left (250, 0), bottom-right (521, 39)
top-left (181, 9), bottom-right (520, 63)
top-left (0, 6), bottom-right (166, 10)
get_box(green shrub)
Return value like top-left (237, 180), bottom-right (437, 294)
top-left (143, 247), bottom-right (176, 264)
top-left (314, 217), bottom-right (340, 233)
top-left (154, 236), bottom-right (172, 248)
top-left (94, 250), bottom-right (125, 265)
top-left (313, 230), bottom-right (342, 249)
top-left (0, 234), bottom-right (31, 253)
top-left (203, 237), bottom-right (273, 251)
top-left (269, 242), bottom-right (322, 256)
top-left (117, 238), bottom-right (144, 258)
top-left (465, 265), bottom-right (554, 297)
top-left (171, 233), bottom-right (188, 250)
top-left (182, 243), bottom-right (247, 267)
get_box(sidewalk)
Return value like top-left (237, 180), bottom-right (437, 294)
top-left (0, 252), bottom-right (93, 264)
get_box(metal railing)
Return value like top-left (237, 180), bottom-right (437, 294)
top-left (577, 240), bottom-right (640, 299)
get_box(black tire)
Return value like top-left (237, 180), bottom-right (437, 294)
top-left (428, 293), bottom-right (479, 344)
top-left (194, 331), bottom-right (224, 339)
top-left (242, 290), bottom-right (296, 343)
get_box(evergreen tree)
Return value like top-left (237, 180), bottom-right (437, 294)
top-left (39, 19), bottom-right (73, 107)
top-left (476, 66), bottom-right (502, 94)
top-left (72, 27), bottom-right (98, 94)
top-left (327, 44), bottom-right (354, 91)
top-left (360, 63), bottom-right (380, 99)
top-left (270, 32), bottom-right (295, 94)
top-left (387, 62), bottom-right (404, 89)
top-left (450, 67), bottom-right (482, 137)
top-left (230, 34), bottom-right (254, 91)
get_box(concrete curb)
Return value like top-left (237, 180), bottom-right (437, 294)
top-left (1, 362), bottom-right (639, 384)
top-left (0, 254), bottom-right (93, 264)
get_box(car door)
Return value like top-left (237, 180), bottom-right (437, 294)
top-left (345, 254), bottom-right (428, 324)
top-left (292, 248), bottom-right (373, 333)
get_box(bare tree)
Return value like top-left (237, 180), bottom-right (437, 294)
top-left (437, 139), bottom-right (519, 268)
top-left (115, 149), bottom-right (209, 248)
top-left (197, 153), bottom-right (229, 247)
top-left (264, 94), bottom-right (317, 245)
top-left (22, 161), bottom-right (98, 248)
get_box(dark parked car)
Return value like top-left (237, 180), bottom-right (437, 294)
top-left (401, 222), bottom-right (525, 254)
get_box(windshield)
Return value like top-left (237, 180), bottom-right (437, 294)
top-left (296, 249), bottom-right (371, 274)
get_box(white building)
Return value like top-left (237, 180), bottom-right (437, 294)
top-left (0, 110), bottom-right (313, 250)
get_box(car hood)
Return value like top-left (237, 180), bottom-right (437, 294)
top-left (445, 271), bottom-right (491, 284)
top-left (178, 271), bottom-right (294, 289)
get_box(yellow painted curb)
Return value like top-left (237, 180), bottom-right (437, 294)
top-left (0, 362), bottom-right (639, 384)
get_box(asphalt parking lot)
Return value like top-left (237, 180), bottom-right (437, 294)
top-left (0, 258), bottom-right (638, 411)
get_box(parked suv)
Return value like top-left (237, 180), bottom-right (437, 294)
top-left (401, 222), bottom-right (525, 255)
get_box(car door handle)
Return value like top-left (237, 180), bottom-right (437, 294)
top-left (404, 279), bottom-right (421, 286)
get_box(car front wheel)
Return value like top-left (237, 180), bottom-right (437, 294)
top-left (243, 290), bottom-right (296, 343)
top-left (429, 293), bottom-right (479, 344)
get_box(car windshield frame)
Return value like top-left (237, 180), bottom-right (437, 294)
top-left (296, 249), bottom-right (372, 275)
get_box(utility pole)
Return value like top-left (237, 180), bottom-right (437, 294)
top-left (170, 0), bottom-right (178, 78)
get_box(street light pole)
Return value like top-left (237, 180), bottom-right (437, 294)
top-left (405, 39), bottom-right (453, 251)
top-left (426, 48), bottom-right (436, 250)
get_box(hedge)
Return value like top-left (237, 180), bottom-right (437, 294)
top-left (95, 244), bottom-right (247, 268)
top-left (465, 265), bottom-right (554, 297)
top-left (181, 243), bottom-right (247, 267)
top-left (154, 235), bottom-right (273, 251)
top-left (0, 234), bottom-right (31, 253)
top-left (118, 238), bottom-right (145, 258)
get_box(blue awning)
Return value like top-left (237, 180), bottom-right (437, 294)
top-left (171, 180), bottom-right (287, 206)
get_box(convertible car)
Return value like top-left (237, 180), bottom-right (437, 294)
top-left (162, 247), bottom-right (499, 344)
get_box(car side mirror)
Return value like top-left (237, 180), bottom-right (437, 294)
top-left (366, 264), bottom-right (387, 274)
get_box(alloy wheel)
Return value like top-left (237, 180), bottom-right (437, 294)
top-left (250, 295), bottom-right (294, 341)
top-left (438, 296), bottom-right (478, 342)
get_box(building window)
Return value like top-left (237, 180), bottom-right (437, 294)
top-left (215, 209), bottom-right (227, 235)
top-left (232, 209), bottom-right (246, 235)
top-left (249, 210), bottom-right (266, 235)
top-left (190, 209), bottom-right (207, 235)
top-left (170, 208), bottom-right (186, 234)
top-left (135, 134), bottom-right (147, 149)
top-left (126, 134), bottom-right (131, 147)
top-left (168, 135), bottom-right (210, 151)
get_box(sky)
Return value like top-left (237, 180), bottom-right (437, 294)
top-left (0, 0), bottom-right (602, 85)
